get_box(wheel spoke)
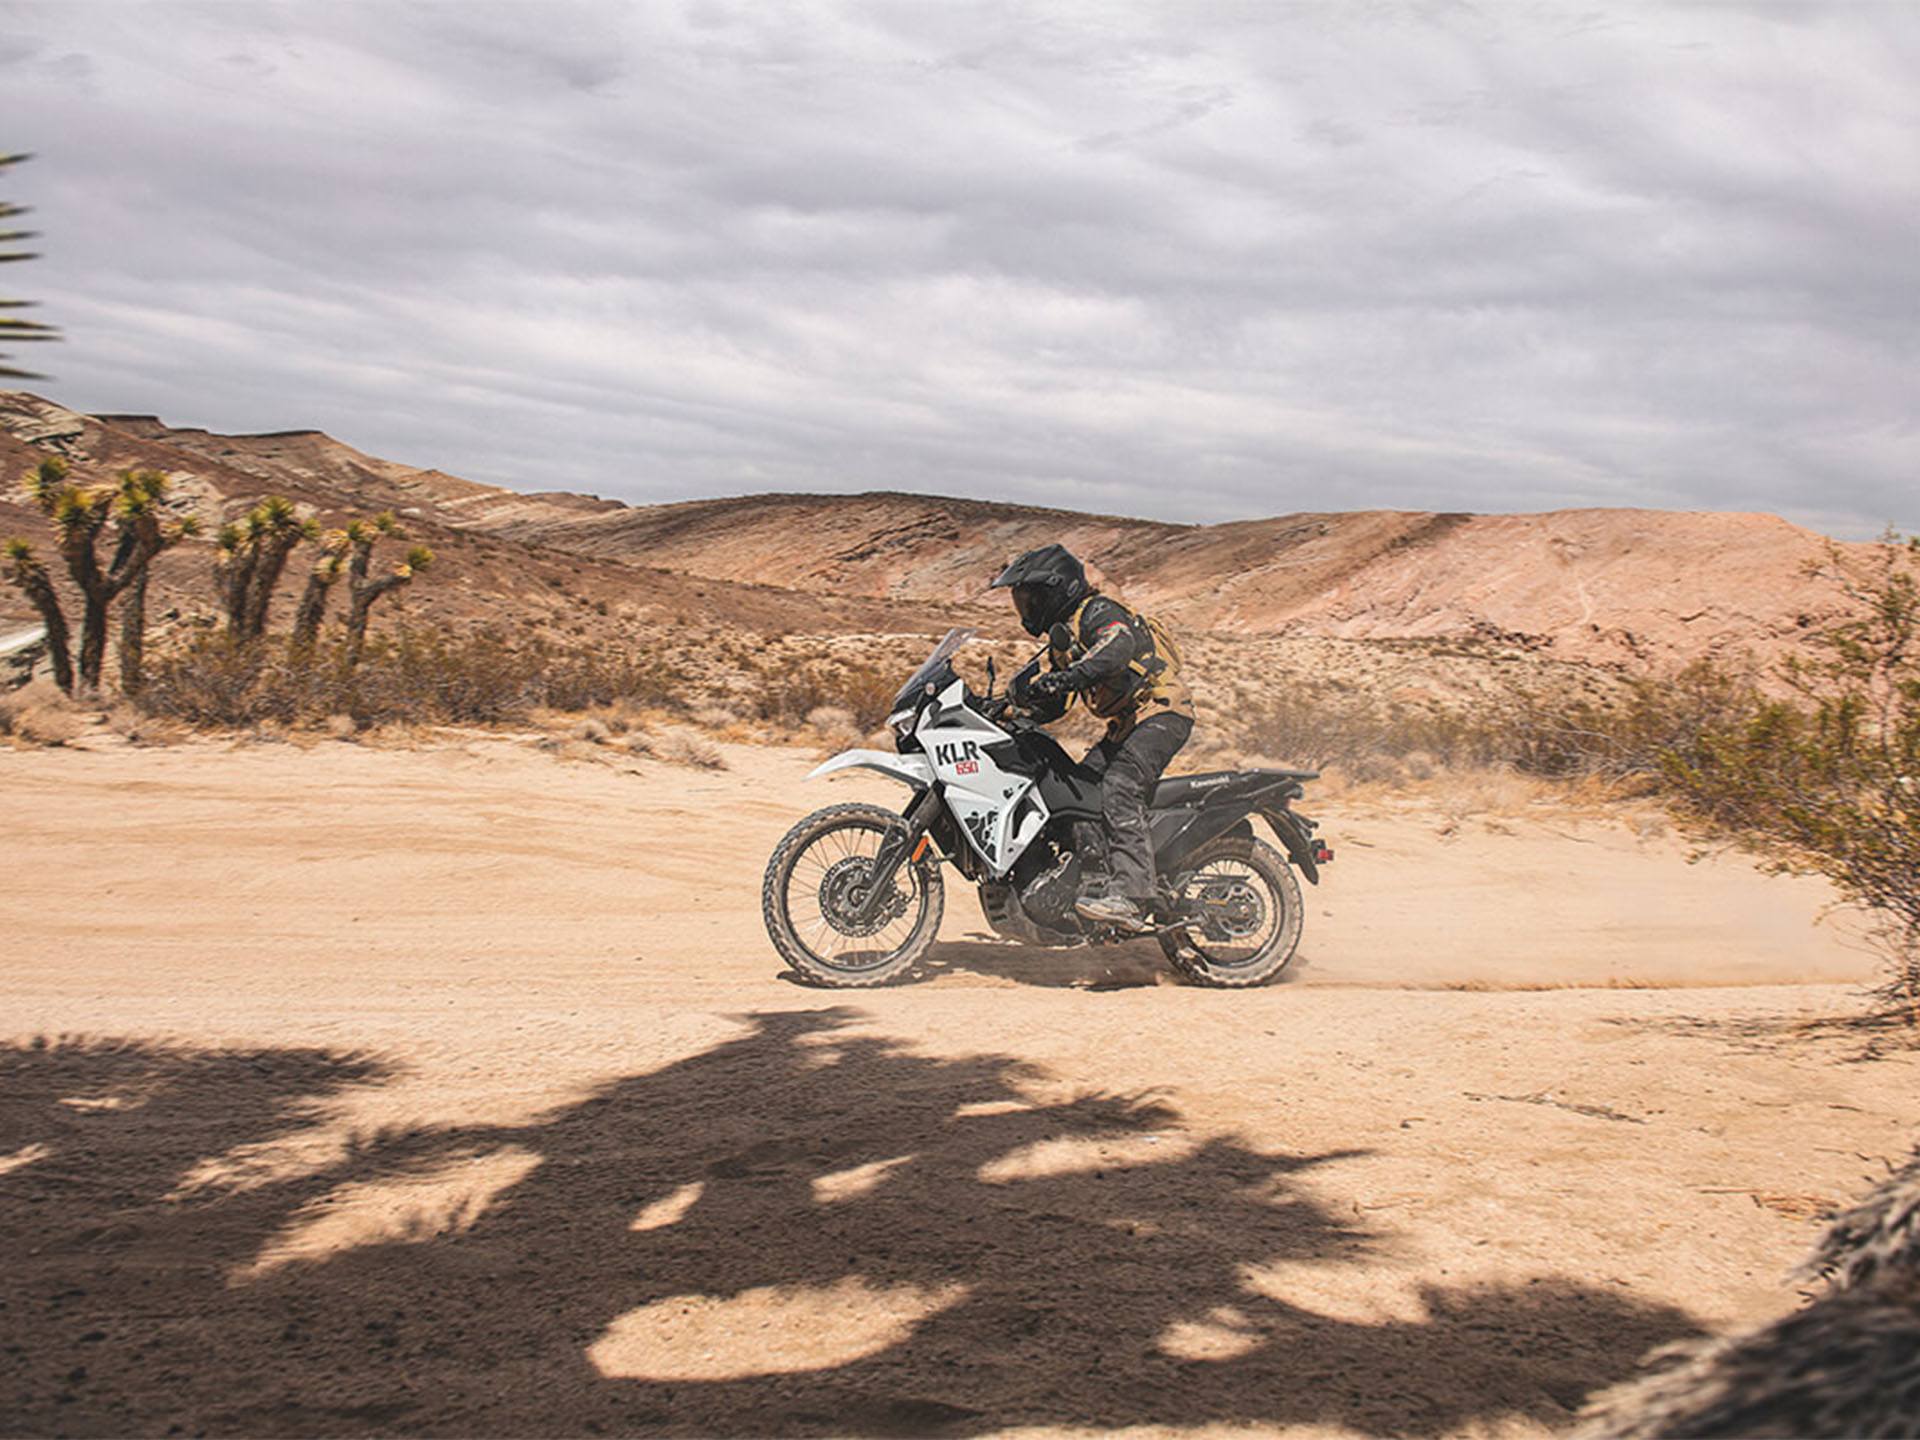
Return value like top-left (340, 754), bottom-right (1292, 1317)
top-left (775, 817), bottom-right (932, 973)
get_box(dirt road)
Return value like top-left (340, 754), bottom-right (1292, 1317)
top-left (3, 735), bottom-right (1912, 1437)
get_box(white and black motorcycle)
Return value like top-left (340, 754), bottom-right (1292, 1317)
top-left (762, 629), bottom-right (1333, 988)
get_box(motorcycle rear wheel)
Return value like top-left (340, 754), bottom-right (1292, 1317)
top-left (763, 802), bottom-right (946, 987)
top-left (1157, 835), bottom-right (1303, 988)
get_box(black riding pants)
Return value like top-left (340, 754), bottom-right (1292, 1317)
top-left (1081, 711), bottom-right (1194, 900)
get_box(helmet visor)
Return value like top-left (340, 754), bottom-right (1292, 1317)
top-left (1010, 582), bottom-right (1047, 633)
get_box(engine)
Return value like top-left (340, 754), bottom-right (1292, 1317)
top-left (978, 821), bottom-right (1110, 944)
top-left (1007, 820), bottom-right (1103, 925)
top-left (1012, 839), bottom-right (1082, 926)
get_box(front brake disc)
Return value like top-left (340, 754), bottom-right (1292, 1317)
top-left (819, 855), bottom-right (910, 936)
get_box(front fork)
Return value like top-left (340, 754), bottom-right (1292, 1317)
top-left (852, 786), bottom-right (944, 923)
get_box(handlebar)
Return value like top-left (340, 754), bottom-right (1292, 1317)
top-left (982, 695), bottom-right (1043, 731)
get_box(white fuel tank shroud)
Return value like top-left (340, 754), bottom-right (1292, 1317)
top-left (917, 681), bottom-right (1048, 877)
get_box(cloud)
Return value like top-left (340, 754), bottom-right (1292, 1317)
top-left (2, 0), bottom-right (1914, 534)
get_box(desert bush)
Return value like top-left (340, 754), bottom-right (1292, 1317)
top-left (103, 701), bottom-right (183, 747)
top-left (1659, 536), bottom-right (1920, 1017)
top-left (754, 658), bottom-right (901, 732)
top-left (1235, 663), bottom-right (1763, 788)
top-left (0, 679), bottom-right (85, 746)
top-left (661, 731), bottom-right (726, 770)
top-left (582, 699), bottom-right (645, 736)
top-left (803, 704), bottom-right (863, 748)
top-left (136, 627), bottom-right (686, 731)
top-left (1498, 662), bottom-right (1764, 785)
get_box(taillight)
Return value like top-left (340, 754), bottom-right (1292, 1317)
top-left (1312, 842), bottom-right (1334, 864)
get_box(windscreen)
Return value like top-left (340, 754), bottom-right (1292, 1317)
top-left (890, 627), bottom-right (976, 714)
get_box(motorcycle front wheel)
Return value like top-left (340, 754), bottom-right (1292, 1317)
top-left (1157, 835), bottom-right (1303, 988)
top-left (762, 802), bottom-right (946, 987)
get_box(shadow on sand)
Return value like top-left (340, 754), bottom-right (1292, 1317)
top-left (779, 934), bottom-right (1317, 990)
top-left (4, 1011), bottom-right (1696, 1436)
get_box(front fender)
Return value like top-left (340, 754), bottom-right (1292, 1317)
top-left (808, 748), bottom-right (936, 789)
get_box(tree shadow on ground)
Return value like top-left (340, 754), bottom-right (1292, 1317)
top-left (4, 1012), bottom-right (1698, 1437)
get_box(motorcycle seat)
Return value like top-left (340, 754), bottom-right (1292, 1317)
top-left (1150, 768), bottom-right (1317, 808)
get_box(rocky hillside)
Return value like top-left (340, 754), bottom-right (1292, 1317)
top-left (435, 490), bottom-right (1854, 670)
top-left (0, 394), bottom-right (967, 653)
top-left (0, 392), bottom-right (1864, 673)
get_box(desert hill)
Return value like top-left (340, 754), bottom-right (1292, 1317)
top-left (0, 392), bottom-right (1863, 680)
top-left (0, 394), bottom-right (968, 653)
top-left (437, 489), bottom-right (1850, 669)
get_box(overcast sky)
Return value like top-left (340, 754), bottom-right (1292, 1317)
top-left (4, 1), bottom-right (1915, 533)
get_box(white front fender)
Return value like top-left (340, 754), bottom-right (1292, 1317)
top-left (807, 748), bottom-right (935, 789)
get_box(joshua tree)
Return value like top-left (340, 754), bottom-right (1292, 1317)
top-left (342, 512), bottom-right (432, 661)
top-left (1, 152), bottom-right (58, 381)
top-left (110, 478), bottom-right (201, 696)
top-left (291, 531), bottom-right (349, 647)
top-left (2, 537), bottom-right (73, 692)
top-left (3, 458), bottom-right (192, 693)
top-left (214, 495), bottom-right (318, 640)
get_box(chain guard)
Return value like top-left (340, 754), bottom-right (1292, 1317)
top-left (818, 855), bottom-right (912, 937)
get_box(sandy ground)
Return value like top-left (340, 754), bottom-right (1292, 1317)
top-left (2, 734), bottom-right (1914, 1439)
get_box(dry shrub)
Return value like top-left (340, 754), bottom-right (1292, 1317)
top-left (804, 704), bottom-right (862, 748)
top-left (660, 731), bottom-right (726, 770)
top-left (692, 705), bottom-right (742, 730)
top-left (1628, 810), bottom-right (1669, 841)
top-left (571, 717), bottom-right (612, 745)
top-left (137, 628), bottom-right (687, 731)
top-left (805, 704), bottom-right (856, 732)
top-left (104, 703), bottom-right (185, 747)
top-left (587, 699), bottom-right (647, 735)
top-left (1430, 765), bottom-right (1542, 824)
top-left (0, 681), bottom-right (86, 747)
top-left (323, 713), bottom-right (358, 741)
top-left (1657, 540), bottom-right (1920, 1016)
top-left (754, 658), bottom-right (901, 732)
top-left (1235, 662), bottom-right (1758, 790)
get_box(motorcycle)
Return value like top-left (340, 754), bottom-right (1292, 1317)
top-left (761, 627), bottom-right (1333, 988)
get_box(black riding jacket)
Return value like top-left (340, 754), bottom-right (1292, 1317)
top-left (1023, 594), bottom-right (1138, 723)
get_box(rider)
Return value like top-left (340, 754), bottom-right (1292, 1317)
top-left (990, 544), bottom-right (1195, 930)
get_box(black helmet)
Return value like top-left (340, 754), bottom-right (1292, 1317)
top-left (991, 544), bottom-right (1090, 637)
